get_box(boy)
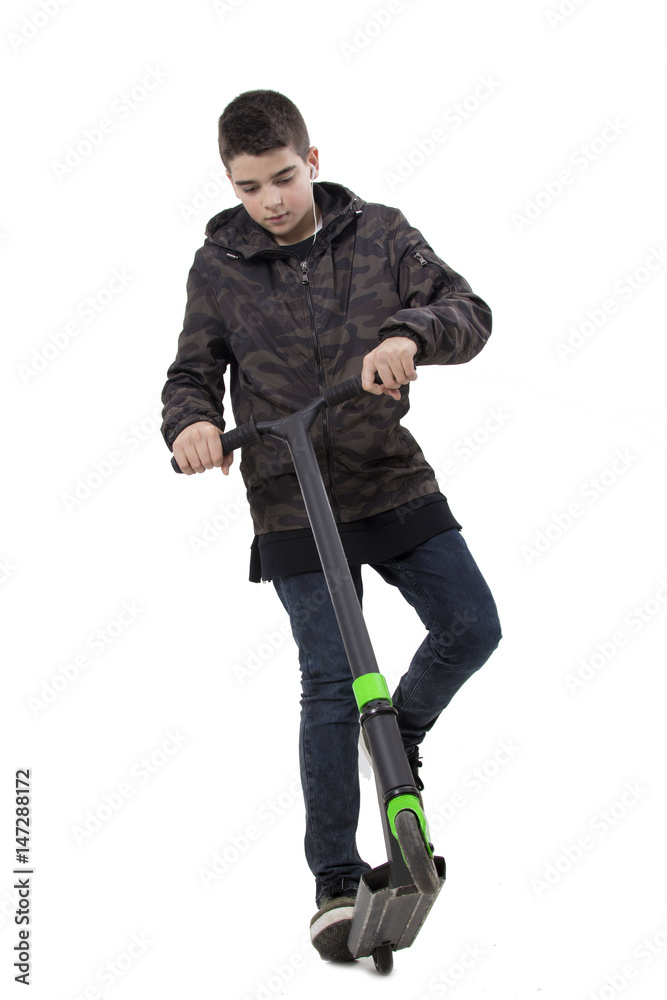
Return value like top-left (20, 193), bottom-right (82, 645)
top-left (161, 90), bottom-right (501, 962)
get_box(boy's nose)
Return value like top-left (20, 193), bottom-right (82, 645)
top-left (263, 186), bottom-right (282, 210)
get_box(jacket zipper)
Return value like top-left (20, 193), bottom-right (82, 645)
top-left (412, 247), bottom-right (456, 290)
top-left (218, 199), bottom-right (362, 521)
top-left (301, 258), bottom-right (341, 521)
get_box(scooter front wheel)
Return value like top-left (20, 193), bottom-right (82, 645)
top-left (372, 943), bottom-right (393, 975)
top-left (394, 808), bottom-right (440, 895)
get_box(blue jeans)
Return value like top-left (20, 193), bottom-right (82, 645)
top-left (272, 528), bottom-right (502, 906)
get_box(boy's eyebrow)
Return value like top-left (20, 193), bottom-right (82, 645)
top-left (235, 165), bottom-right (297, 185)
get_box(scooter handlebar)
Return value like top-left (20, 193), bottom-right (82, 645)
top-left (170, 373), bottom-right (377, 473)
top-left (321, 374), bottom-right (364, 408)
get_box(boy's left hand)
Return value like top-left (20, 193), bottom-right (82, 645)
top-left (362, 337), bottom-right (418, 400)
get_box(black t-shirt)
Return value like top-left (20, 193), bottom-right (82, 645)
top-left (277, 232), bottom-right (318, 259)
top-left (247, 232), bottom-right (461, 582)
top-left (249, 493), bottom-right (461, 581)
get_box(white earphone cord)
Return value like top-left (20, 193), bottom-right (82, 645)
top-left (311, 163), bottom-right (321, 237)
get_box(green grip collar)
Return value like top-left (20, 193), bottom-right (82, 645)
top-left (352, 672), bottom-right (392, 712)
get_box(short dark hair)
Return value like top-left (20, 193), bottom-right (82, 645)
top-left (218, 90), bottom-right (310, 169)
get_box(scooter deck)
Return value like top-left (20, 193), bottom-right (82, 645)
top-left (348, 856), bottom-right (446, 959)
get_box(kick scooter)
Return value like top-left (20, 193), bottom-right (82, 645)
top-left (171, 375), bottom-right (446, 975)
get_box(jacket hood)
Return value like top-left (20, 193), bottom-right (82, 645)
top-left (203, 180), bottom-right (365, 258)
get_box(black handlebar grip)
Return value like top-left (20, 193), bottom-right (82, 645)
top-left (322, 372), bottom-right (386, 408)
top-left (170, 417), bottom-right (261, 473)
top-left (220, 416), bottom-right (261, 454)
top-left (322, 375), bottom-right (364, 408)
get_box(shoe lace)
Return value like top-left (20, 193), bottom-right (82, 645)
top-left (407, 749), bottom-right (424, 791)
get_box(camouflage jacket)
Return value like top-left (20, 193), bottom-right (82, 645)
top-left (161, 181), bottom-right (492, 534)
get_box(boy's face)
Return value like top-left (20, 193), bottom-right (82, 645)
top-left (226, 145), bottom-right (319, 246)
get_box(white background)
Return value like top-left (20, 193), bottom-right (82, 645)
top-left (2, 0), bottom-right (666, 997)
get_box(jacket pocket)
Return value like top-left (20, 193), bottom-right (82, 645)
top-left (410, 246), bottom-right (458, 292)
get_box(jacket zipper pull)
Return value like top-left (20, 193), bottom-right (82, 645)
top-left (301, 261), bottom-right (309, 284)
top-left (413, 251), bottom-right (428, 266)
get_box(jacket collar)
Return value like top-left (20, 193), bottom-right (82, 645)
top-left (203, 180), bottom-right (365, 258)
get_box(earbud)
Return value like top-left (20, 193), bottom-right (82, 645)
top-left (310, 165), bottom-right (315, 181)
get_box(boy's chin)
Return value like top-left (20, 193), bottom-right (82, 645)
top-left (269, 218), bottom-right (309, 245)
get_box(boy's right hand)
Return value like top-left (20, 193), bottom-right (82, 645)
top-left (172, 421), bottom-right (233, 476)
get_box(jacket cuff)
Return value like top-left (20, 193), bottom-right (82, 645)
top-left (162, 413), bottom-right (225, 451)
top-left (377, 327), bottom-right (426, 363)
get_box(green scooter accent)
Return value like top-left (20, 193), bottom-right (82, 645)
top-left (387, 794), bottom-right (434, 859)
top-left (352, 672), bottom-right (392, 712)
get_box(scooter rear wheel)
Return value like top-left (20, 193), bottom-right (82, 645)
top-left (394, 808), bottom-right (440, 895)
top-left (373, 943), bottom-right (393, 975)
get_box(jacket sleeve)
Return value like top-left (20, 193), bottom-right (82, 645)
top-left (161, 250), bottom-right (232, 451)
top-left (377, 208), bottom-right (492, 365)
